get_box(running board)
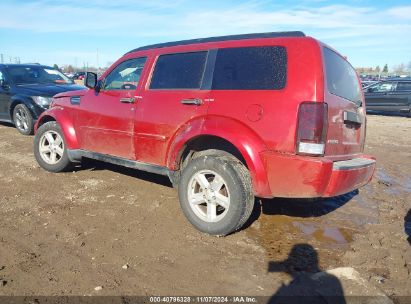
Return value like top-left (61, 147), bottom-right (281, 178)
top-left (67, 149), bottom-right (170, 176)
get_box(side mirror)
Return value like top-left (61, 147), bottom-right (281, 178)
top-left (84, 72), bottom-right (97, 89)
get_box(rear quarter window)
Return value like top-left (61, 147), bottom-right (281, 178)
top-left (324, 47), bottom-right (362, 106)
top-left (150, 51), bottom-right (207, 89)
top-left (212, 46), bottom-right (287, 90)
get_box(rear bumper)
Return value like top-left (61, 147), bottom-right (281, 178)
top-left (323, 157), bottom-right (375, 197)
top-left (261, 152), bottom-right (376, 198)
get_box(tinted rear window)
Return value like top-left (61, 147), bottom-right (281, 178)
top-left (150, 51), bottom-right (207, 89)
top-left (212, 46), bottom-right (287, 90)
top-left (324, 47), bottom-right (362, 106)
top-left (396, 82), bottom-right (411, 91)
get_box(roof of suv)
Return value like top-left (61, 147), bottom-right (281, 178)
top-left (0, 63), bottom-right (51, 69)
top-left (127, 31), bottom-right (306, 53)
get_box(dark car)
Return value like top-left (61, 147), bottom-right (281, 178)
top-left (0, 64), bottom-right (85, 135)
top-left (364, 78), bottom-right (411, 117)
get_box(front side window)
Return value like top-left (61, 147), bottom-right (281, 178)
top-left (395, 82), bottom-right (411, 91)
top-left (150, 51), bottom-right (207, 89)
top-left (104, 57), bottom-right (147, 90)
top-left (368, 82), bottom-right (394, 93)
top-left (6, 66), bottom-right (73, 85)
top-left (212, 46), bottom-right (287, 90)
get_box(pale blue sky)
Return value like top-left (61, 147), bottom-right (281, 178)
top-left (0, 0), bottom-right (410, 70)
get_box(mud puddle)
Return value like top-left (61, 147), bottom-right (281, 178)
top-left (247, 189), bottom-right (380, 271)
top-left (376, 168), bottom-right (411, 195)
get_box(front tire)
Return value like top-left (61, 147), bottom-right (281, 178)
top-left (178, 154), bottom-right (254, 236)
top-left (34, 121), bottom-right (73, 172)
top-left (13, 104), bottom-right (34, 135)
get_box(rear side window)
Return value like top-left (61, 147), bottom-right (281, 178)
top-left (396, 82), bottom-right (411, 91)
top-left (150, 51), bottom-right (207, 89)
top-left (212, 46), bottom-right (287, 90)
top-left (324, 47), bottom-right (362, 106)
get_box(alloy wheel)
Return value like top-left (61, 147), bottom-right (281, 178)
top-left (15, 108), bottom-right (29, 132)
top-left (187, 170), bottom-right (230, 223)
top-left (38, 130), bottom-right (64, 165)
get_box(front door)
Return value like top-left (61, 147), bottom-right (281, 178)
top-left (0, 68), bottom-right (12, 121)
top-left (134, 51), bottom-right (210, 166)
top-left (75, 57), bottom-right (147, 160)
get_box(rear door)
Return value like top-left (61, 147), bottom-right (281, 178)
top-left (135, 50), bottom-right (210, 166)
top-left (390, 81), bottom-right (411, 113)
top-left (364, 81), bottom-right (396, 112)
top-left (322, 47), bottom-right (366, 159)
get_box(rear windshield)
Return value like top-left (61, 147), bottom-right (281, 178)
top-left (324, 47), bottom-right (362, 106)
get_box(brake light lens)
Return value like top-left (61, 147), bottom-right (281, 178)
top-left (296, 102), bottom-right (328, 156)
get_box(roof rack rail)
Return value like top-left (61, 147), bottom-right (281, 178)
top-left (127, 31), bottom-right (305, 53)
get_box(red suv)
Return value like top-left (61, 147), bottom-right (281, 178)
top-left (33, 32), bottom-right (376, 236)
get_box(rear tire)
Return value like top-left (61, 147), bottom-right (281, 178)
top-left (34, 121), bottom-right (73, 172)
top-left (178, 153), bottom-right (254, 236)
top-left (13, 104), bottom-right (34, 135)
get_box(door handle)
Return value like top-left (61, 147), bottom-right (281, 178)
top-left (343, 111), bottom-right (362, 125)
top-left (120, 97), bottom-right (135, 104)
top-left (181, 98), bottom-right (203, 105)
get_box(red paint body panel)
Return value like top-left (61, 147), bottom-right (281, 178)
top-left (35, 106), bottom-right (79, 149)
top-left (262, 152), bottom-right (375, 198)
top-left (166, 115), bottom-right (271, 197)
top-left (323, 159), bottom-right (375, 197)
top-left (34, 35), bottom-right (376, 199)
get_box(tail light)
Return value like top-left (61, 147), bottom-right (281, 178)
top-left (296, 102), bottom-right (328, 156)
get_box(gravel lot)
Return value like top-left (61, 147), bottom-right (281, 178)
top-left (0, 115), bottom-right (410, 300)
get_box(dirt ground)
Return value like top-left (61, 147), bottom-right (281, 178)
top-left (0, 115), bottom-right (410, 300)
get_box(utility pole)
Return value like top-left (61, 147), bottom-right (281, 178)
top-left (0, 54), bottom-right (3, 63)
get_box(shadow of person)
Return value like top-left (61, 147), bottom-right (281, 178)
top-left (268, 244), bottom-right (346, 304)
top-left (405, 209), bottom-right (411, 245)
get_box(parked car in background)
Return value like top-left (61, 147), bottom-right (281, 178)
top-left (33, 31), bottom-right (375, 235)
top-left (0, 64), bottom-right (85, 135)
top-left (361, 80), bottom-right (378, 89)
top-left (364, 78), bottom-right (411, 117)
top-left (73, 72), bottom-right (86, 80)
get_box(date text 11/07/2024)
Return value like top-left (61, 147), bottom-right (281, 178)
top-left (149, 296), bottom-right (258, 303)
